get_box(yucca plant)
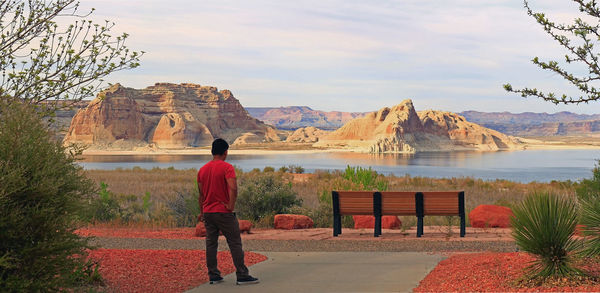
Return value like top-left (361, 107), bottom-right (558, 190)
top-left (511, 192), bottom-right (582, 279)
top-left (580, 197), bottom-right (600, 257)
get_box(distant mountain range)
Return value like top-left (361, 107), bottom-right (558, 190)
top-left (247, 106), bottom-right (600, 136)
top-left (459, 111), bottom-right (600, 136)
top-left (245, 106), bottom-right (365, 130)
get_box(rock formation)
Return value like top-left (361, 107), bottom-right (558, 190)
top-left (285, 126), bottom-right (329, 143)
top-left (64, 83), bottom-right (280, 148)
top-left (315, 99), bottom-right (522, 153)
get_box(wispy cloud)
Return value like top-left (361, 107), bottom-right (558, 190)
top-left (77, 0), bottom-right (600, 114)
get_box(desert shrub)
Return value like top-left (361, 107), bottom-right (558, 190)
top-left (86, 182), bottom-right (121, 222)
top-left (278, 166), bottom-right (289, 173)
top-left (236, 173), bottom-right (302, 223)
top-left (343, 165), bottom-right (388, 191)
top-left (511, 192), bottom-right (582, 279)
top-left (290, 165), bottom-right (305, 174)
top-left (575, 162), bottom-right (600, 201)
top-left (263, 166), bottom-right (275, 172)
top-left (0, 103), bottom-right (96, 290)
top-left (167, 188), bottom-right (201, 227)
top-left (580, 196), bottom-right (600, 257)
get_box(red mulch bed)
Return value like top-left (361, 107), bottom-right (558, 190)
top-left (77, 227), bottom-right (197, 239)
top-left (89, 249), bottom-right (267, 293)
top-left (414, 252), bottom-right (600, 292)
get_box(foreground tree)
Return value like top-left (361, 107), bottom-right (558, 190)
top-left (0, 1), bottom-right (141, 290)
top-left (0, 0), bottom-right (142, 115)
top-left (0, 102), bottom-right (96, 290)
top-left (504, 0), bottom-right (600, 104)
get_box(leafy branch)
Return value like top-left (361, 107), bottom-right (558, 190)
top-left (505, 0), bottom-right (600, 104)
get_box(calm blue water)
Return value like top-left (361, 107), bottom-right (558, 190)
top-left (79, 149), bottom-right (600, 183)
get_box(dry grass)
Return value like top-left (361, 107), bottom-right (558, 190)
top-left (85, 167), bottom-right (576, 228)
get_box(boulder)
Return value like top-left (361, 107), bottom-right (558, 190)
top-left (194, 219), bottom-right (252, 237)
top-left (238, 220), bottom-right (253, 234)
top-left (469, 205), bottom-right (513, 228)
top-left (274, 214), bottom-right (314, 230)
top-left (194, 222), bottom-right (207, 237)
top-left (352, 215), bottom-right (402, 229)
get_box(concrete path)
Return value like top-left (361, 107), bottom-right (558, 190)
top-left (187, 252), bottom-right (445, 293)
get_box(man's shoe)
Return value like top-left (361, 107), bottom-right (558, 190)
top-left (209, 276), bottom-right (224, 284)
top-left (236, 276), bottom-right (259, 285)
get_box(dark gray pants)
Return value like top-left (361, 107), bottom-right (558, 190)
top-left (204, 213), bottom-right (249, 279)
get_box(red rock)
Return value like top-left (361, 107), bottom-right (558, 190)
top-left (469, 205), bottom-right (513, 228)
top-left (353, 215), bottom-right (402, 229)
top-left (238, 220), bottom-right (253, 234)
top-left (194, 222), bottom-right (206, 237)
top-left (575, 224), bottom-right (586, 236)
top-left (194, 219), bottom-right (253, 237)
top-left (274, 214), bottom-right (314, 230)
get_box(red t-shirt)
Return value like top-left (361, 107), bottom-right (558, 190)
top-left (197, 160), bottom-right (236, 213)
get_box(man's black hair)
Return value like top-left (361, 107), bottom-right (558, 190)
top-left (211, 138), bottom-right (229, 156)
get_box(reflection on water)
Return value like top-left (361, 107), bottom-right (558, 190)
top-left (79, 149), bottom-right (600, 183)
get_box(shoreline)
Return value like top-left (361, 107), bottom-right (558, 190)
top-left (80, 143), bottom-right (600, 156)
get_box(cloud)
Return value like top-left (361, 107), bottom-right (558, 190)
top-left (76, 0), bottom-right (600, 114)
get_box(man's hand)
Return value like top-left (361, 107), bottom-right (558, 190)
top-left (198, 213), bottom-right (205, 222)
top-left (221, 201), bottom-right (235, 212)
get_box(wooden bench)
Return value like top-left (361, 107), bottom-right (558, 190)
top-left (332, 190), bottom-right (465, 237)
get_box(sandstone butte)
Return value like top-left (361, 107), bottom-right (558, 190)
top-left (314, 99), bottom-right (523, 153)
top-left (64, 83), bottom-right (281, 148)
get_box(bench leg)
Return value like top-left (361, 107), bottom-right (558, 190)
top-left (460, 214), bottom-right (466, 237)
top-left (417, 216), bottom-right (423, 237)
top-left (374, 215), bottom-right (381, 237)
top-left (333, 214), bottom-right (340, 237)
top-left (336, 214), bottom-right (343, 236)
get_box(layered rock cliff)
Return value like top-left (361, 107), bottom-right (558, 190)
top-left (315, 99), bottom-right (522, 153)
top-left (64, 83), bottom-right (280, 148)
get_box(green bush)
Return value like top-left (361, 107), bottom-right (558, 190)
top-left (511, 192), bottom-right (582, 279)
top-left (237, 173), bottom-right (302, 223)
top-left (0, 103), bottom-right (96, 290)
top-left (580, 195), bottom-right (600, 257)
top-left (263, 166), bottom-right (275, 173)
top-left (575, 162), bottom-right (600, 201)
top-left (342, 166), bottom-right (388, 191)
top-left (86, 182), bottom-right (121, 222)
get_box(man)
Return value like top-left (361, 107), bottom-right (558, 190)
top-left (197, 138), bottom-right (259, 285)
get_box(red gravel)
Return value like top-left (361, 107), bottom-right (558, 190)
top-left (77, 227), bottom-right (197, 239)
top-left (88, 249), bottom-right (267, 293)
top-left (414, 252), bottom-right (600, 292)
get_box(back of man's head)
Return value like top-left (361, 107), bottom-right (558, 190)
top-left (211, 138), bottom-right (229, 156)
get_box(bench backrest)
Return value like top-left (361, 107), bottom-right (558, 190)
top-left (335, 191), bottom-right (373, 215)
top-left (421, 191), bottom-right (461, 215)
top-left (379, 192), bottom-right (416, 215)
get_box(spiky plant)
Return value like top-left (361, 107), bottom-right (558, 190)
top-left (580, 197), bottom-right (600, 257)
top-left (511, 192), bottom-right (582, 279)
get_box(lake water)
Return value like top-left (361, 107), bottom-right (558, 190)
top-left (79, 149), bottom-right (600, 183)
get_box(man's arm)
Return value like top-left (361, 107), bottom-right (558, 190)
top-left (225, 177), bottom-right (238, 212)
top-left (198, 181), bottom-right (204, 222)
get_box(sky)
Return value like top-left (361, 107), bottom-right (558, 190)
top-left (76, 0), bottom-right (600, 114)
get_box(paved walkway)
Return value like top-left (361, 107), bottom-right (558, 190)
top-left (187, 252), bottom-right (445, 293)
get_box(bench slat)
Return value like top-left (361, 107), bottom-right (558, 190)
top-left (422, 191), bottom-right (460, 215)
top-left (380, 191), bottom-right (416, 215)
top-left (337, 191), bottom-right (374, 215)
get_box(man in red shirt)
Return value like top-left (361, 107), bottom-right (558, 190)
top-left (197, 138), bottom-right (259, 285)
